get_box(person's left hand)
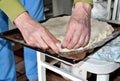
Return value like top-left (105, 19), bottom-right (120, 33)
top-left (62, 2), bottom-right (92, 49)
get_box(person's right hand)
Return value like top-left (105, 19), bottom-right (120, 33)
top-left (14, 12), bottom-right (59, 53)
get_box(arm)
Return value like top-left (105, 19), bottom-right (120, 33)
top-left (62, 1), bottom-right (92, 49)
top-left (0, 0), bottom-right (59, 53)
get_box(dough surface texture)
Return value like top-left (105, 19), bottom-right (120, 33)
top-left (42, 16), bottom-right (114, 53)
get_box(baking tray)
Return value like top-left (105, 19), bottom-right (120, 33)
top-left (0, 27), bottom-right (120, 64)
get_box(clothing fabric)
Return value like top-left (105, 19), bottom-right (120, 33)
top-left (0, 0), bottom-right (26, 22)
top-left (0, 0), bottom-right (93, 22)
top-left (0, 0), bottom-right (44, 81)
top-left (91, 0), bottom-right (108, 19)
top-left (74, 0), bottom-right (93, 4)
top-left (20, 0), bottom-right (44, 80)
top-left (89, 35), bottom-right (120, 62)
top-left (0, 0), bottom-right (92, 80)
top-left (0, 11), bottom-right (16, 81)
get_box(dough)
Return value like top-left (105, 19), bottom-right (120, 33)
top-left (42, 16), bottom-right (114, 53)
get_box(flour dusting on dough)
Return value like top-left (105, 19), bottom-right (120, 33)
top-left (42, 16), bottom-right (114, 53)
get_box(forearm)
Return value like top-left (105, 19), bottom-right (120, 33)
top-left (0, 0), bottom-right (26, 22)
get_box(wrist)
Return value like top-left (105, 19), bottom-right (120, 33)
top-left (72, 2), bottom-right (92, 20)
top-left (14, 12), bottom-right (32, 28)
top-left (74, 2), bottom-right (92, 10)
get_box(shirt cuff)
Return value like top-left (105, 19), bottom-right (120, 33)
top-left (0, 0), bottom-right (26, 22)
top-left (74, 0), bottom-right (93, 5)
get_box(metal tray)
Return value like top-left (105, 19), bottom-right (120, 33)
top-left (0, 27), bottom-right (120, 64)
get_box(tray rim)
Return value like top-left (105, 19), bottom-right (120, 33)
top-left (0, 27), bottom-right (120, 64)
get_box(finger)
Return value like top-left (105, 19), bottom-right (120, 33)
top-left (74, 32), bottom-right (86, 49)
top-left (46, 29), bottom-right (60, 43)
top-left (82, 34), bottom-right (90, 47)
top-left (62, 25), bottom-right (75, 48)
top-left (41, 33), bottom-right (59, 53)
top-left (67, 28), bottom-right (82, 49)
top-left (36, 37), bottom-right (49, 50)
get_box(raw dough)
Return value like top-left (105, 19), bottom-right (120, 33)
top-left (42, 16), bottom-right (114, 53)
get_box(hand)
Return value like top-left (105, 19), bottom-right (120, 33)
top-left (62, 2), bottom-right (92, 49)
top-left (14, 12), bottom-right (59, 53)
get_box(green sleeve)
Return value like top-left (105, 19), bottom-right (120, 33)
top-left (0, 0), bottom-right (26, 22)
top-left (74, 0), bottom-right (93, 5)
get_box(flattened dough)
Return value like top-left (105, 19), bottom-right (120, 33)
top-left (42, 16), bottom-right (114, 53)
